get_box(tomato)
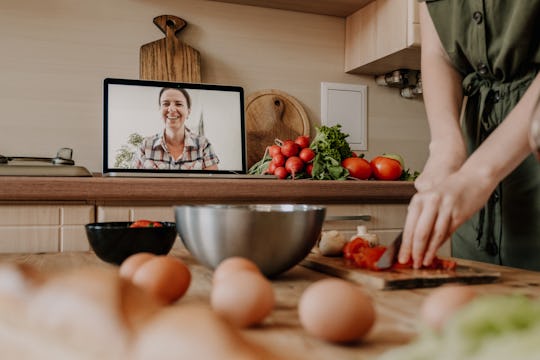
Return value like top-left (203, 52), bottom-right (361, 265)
top-left (341, 157), bottom-right (372, 180)
top-left (370, 156), bottom-right (403, 180)
top-left (268, 145), bottom-right (282, 157)
top-left (281, 140), bottom-right (300, 157)
top-left (130, 220), bottom-right (163, 228)
top-left (274, 166), bottom-right (288, 179)
top-left (294, 135), bottom-right (310, 149)
top-left (299, 148), bottom-right (315, 163)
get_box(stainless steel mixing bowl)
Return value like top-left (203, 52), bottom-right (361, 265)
top-left (174, 204), bottom-right (326, 277)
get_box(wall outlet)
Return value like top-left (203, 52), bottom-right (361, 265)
top-left (321, 82), bottom-right (367, 151)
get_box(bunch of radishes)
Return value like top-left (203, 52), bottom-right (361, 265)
top-left (264, 135), bottom-right (315, 179)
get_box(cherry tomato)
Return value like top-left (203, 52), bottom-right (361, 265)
top-left (294, 135), bottom-right (310, 149)
top-left (342, 157), bottom-right (372, 180)
top-left (370, 156), bottom-right (403, 181)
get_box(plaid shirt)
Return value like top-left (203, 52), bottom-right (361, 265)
top-left (132, 128), bottom-right (219, 170)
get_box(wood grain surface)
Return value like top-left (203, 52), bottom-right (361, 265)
top-left (245, 89), bottom-right (310, 168)
top-left (140, 15), bottom-right (201, 83)
top-left (302, 253), bottom-right (501, 290)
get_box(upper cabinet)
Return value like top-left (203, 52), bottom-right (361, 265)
top-left (205, 0), bottom-right (374, 17)
top-left (345, 0), bottom-right (421, 75)
top-left (207, 0), bottom-right (421, 75)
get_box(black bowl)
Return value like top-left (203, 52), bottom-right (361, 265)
top-left (85, 222), bottom-right (177, 265)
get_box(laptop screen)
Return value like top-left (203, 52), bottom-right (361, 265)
top-left (102, 78), bottom-right (246, 176)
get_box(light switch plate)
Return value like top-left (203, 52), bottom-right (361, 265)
top-left (321, 82), bottom-right (367, 151)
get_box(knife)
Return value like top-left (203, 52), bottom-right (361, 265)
top-left (375, 232), bottom-right (403, 270)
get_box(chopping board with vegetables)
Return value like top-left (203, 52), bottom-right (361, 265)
top-left (140, 15), bottom-right (201, 83)
top-left (301, 253), bottom-right (501, 290)
top-left (245, 89), bottom-right (310, 168)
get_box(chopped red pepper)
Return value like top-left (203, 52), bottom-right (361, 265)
top-left (343, 238), bottom-right (457, 271)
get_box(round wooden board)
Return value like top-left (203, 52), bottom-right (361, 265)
top-left (245, 89), bottom-right (310, 168)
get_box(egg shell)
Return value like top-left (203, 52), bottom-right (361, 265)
top-left (420, 284), bottom-right (477, 331)
top-left (298, 278), bottom-right (375, 343)
top-left (131, 256), bottom-right (192, 305)
top-left (213, 257), bottom-right (261, 284)
top-left (119, 252), bottom-right (156, 279)
top-left (211, 271), bottom-right (275, 328)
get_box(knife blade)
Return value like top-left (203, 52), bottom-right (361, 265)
top-left (375, 232), bottom-right (403, 270)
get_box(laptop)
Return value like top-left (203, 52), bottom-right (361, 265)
top-left (102, 78), bottom-right (272, 178)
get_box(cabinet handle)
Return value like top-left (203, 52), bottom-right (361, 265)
top-left (325, 215), bottom-right (371, 221)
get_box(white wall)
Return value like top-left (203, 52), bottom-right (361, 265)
top-left (0, 0), bottom-right (429, 173)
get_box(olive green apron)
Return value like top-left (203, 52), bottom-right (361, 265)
top-left (423, 0), bottom-right (540, 270)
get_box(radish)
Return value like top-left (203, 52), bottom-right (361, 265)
top-left (285, 156), bottom-right (304, 179)
top-left (281, 140), bottom-right (300, 157)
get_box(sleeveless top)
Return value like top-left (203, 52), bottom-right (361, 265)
top-left (422, 0), bottom-right (540, 270)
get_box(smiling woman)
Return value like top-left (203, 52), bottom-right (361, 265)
top-left (131, 87), bottom-right (220, 171)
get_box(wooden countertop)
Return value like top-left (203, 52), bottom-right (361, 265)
top-left (1, 248), bottom-right (540, 359)
top-left (0, 176), bottom-right (415, 204)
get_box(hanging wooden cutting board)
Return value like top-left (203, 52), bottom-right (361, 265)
top-left (245, 89), bottom-right (310, 168)
top-left (301, 253), bottom-right (501, 290)
top-left (140, 15), bottom-right (201, 82)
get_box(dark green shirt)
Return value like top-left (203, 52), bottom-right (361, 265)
top-left (420, 0), bottom-right (540, 270)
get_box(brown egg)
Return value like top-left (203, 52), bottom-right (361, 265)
top-left (212, 257), bottom-right (261, 284)
top-left (131, 256), bottom-right (192, 305)
top-left (298, 278), bottom-right (375, 343)
top-left (119, 252), bottom-right (156, 279)
top-left (211, 270), bottom-right (275, 328)
top-left (420, 284), bottom-right (477, 331)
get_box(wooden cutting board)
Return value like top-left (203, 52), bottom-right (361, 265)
top-left (140, 15), bottom-right (201, 82)
top-left (301, 253), bottom-right (501, 290)
top-left (245, 89), bottom-right (310, 168)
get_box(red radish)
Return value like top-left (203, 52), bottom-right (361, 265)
top-left (266, 162), bottom-right (277, 175)
top-left (268, 145), bottom-right (281, 157)
top-left (272, 154), bottom-right (285, 167)
top-left (285, 156), bottom-right (304, 179)
top-left (299, 148), bottom-right (315, 163)
top-left (294, 135), bottom-right (310, 149)
top-left (281, 140), bottom-right (300, 157)
top-left (306, 163), bottom-right (313, 176)
top-left (274, 166), bottom-right (288, 179)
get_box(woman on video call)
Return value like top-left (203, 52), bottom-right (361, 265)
top-left (132, 87), bottom-right (220, 170)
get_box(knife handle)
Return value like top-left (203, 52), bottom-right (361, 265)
top-left (325, 215), bottom-right (371, 222)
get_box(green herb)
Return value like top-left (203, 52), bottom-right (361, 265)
top-left (309, 125), bottom-right (352, 180)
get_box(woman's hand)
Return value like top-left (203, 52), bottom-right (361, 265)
top-left (414, 146), bottom-right (466, 192)
top-left (399, 169), bottom-right (495, 268)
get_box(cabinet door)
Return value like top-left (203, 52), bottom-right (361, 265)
top-left (0, 204), bottom-right (94, 253)
top-left (345, 0), bottom-right (420, 75)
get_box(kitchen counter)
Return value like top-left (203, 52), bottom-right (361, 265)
top-left (1, 247), bottom-right (540, 359)
top-left (0, 176), bottom-right (415, 204)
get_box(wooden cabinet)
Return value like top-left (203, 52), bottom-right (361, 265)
top-left (0, 204), bottom-right (94, 253)
top-left (205, 0), bottom-right (374, 17)
top-left (345, 0), bottom-right (420, 75)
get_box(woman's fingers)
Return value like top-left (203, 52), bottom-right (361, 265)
top-left (410, 194), bottom-right (440, 268)
top-left (399, 194), bottom-right (423, 265)
top-left (423, 206), bottom-right (452, 266)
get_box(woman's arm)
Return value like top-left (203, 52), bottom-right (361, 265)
top-left (398, 3), bottom-right (540, 268)
top-left (413, 2), bottom-right (467, 192)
